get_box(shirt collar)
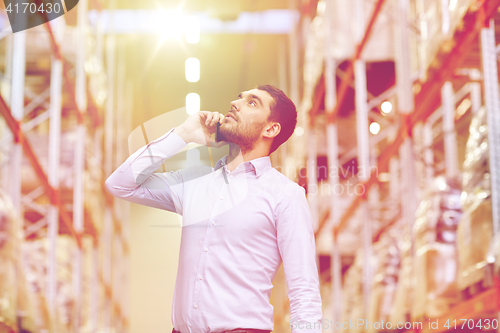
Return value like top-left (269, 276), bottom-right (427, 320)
top-left (214, 155), bottom-right (272, 178)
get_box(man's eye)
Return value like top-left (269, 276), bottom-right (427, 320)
top-left (249, 101), bottom-right (256, 106)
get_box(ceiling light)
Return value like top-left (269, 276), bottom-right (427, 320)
top-left (185, 15), bottom-right (200, 44)
top-left (316, 1), bottom-right (326, 15)
top-left (381, 101), bottom-right (392, 114)
top-left (437, 176), bottom-right (447, 191)
top-left (186, 93), bottom-right (200, 115)
top-left (294, 126), bottom-right (304, 136)
top-left (378, 172), bottom-right (390, 182)
top-left (369, 122), bottom-right (380, 135)
top-left (155, 9), bottom-right (184, 40)
top-left (185, 57), bottom-right (200, 82)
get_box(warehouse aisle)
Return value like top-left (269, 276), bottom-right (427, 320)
top-left (1, 0), bottom-right (500, 333)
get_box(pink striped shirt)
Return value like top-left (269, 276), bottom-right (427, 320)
top-left (105, 129), bottom-right (323, 333)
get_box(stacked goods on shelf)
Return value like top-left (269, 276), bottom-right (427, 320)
top-left (367, 231), bottom-right (400, 333)
top-left (20, 127), bottom-right (104, 235)
top-left (341, 252), bottom-right (365, 333)
top-left (340, 227), bottom-right (401, 332)
top-left (457, 106), bottom-right (494, 292)
top-left (21, 235), bottom-right (79, 333)
top-left (411, 176), bottom-right (462, 320)
top-left (0, 190), bottom-right (37, 333)
top-left (80, 237), bottom-right (96, 333)
top-left (389, 226), bottom-right (413, 324)
top-left (21, 131), bottom-right (78, 193)
top-left (410, 0), bottom-right (474, 76)
top-left (413, 0), bottom-right (444, 74)
top-left (20, 240), bottom-right (55, 333)
top-left (341, 249), bottom-right (379, 333)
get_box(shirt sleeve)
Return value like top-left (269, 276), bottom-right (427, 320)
top-left (276, 186), bottom-right (323, 333)
top-left (105, 128), bottom-right (187, 214)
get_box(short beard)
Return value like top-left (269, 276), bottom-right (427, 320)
top-left (219, 122), bottom-right (264, 152)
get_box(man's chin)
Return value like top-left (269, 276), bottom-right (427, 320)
top-left (220, 135), bottom-right (243, 149)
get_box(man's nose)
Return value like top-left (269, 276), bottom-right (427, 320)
top-left (230, 100), bottom-right (240, 111)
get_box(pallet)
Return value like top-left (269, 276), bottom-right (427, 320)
top-left (460, 264), bottom-right (495, 301)
top-left (460, 280), bottom-right (487, 301)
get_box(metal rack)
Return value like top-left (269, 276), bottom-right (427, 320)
top-left (0, 1), bottom-right (130, 332)
top-left (302, 0), bottom-right (500, 331)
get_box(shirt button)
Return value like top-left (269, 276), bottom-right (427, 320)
top-left (204, 247), bottom-right (208, 252)
top-left (198, 275), bottom-right (203, 280)
top-left (193, 304), bottom-right (198, 309)
top-left (211, 220), bottom-right (215, 225)
top-left (219, 195), bottom-right (224, 200)
top-left (229, 174), bottom-right (234, 179)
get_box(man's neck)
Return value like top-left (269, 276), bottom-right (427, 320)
top-left (225, 143), bottom-right (269, 172)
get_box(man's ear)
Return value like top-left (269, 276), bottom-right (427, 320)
top-left (263, 122), bottom-right (281, 139)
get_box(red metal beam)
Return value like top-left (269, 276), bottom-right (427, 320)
top-left (313, 207), bottom-right (330, 240)
top-left (331, 0), bottom-right (500, 240)
top-left (0, 95), bottom-right (83, 248)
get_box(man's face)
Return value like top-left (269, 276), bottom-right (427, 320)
top-left (219, 88), bottom-right (275, 150)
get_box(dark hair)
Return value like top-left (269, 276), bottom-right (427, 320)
top-left (257, 84), bottom-right (297, 154)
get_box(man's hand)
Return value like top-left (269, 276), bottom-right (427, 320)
top-left (174, 111), bottom-right (227, 147)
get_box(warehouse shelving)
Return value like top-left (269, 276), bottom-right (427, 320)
top-left (0, 1), bottom-right (131, 332)
top-left (298, 0), bottom-right (500, 331)
top-left (310, 0), bottom-right (500, 243)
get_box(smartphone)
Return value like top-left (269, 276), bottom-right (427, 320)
top-left (216, 122), bottom-right (228, 142)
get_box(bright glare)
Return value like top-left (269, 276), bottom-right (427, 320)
top-left (378, 172), bottom-right (390, 182)
top-left (369, 122), bottom-right (380, 135)
top-left (437, 176), bottom-right (447, 191)
top-left (186, 93), bottom-right (200, 115)
top-left (449, 0), bottom-right (458, 10)
top-left (294, 126), bottom-right (304, 136)
top-left (154, 9), bottom-right (184, 40)
top-left (316, 0), bottom-right (326, 15)
top-left (420, 21), bottom-right (428, 40)
top-left (381, 101), bottom-right (393, 114)
top-left (185, 15), bottom-right (200, 44)
top-left (185, 58), bottom-right (200, 82)
top-left (457, 98), bottom-right (471, 116)
top-left (461, 191), bottom-right (467, 203)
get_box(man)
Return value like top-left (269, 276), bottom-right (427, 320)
top-left (105, 85), bottom-right (323, 333)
